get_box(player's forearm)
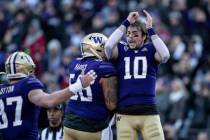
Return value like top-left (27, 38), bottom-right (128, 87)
top-left (29, 74), bottom-right (93, 108)
top-left (143, 9), bottom-right (170, 63)
top-left (44, 88), bottom-right (74, 108)
top-left (102, 77), bottom-right (117, 111)
top-left (44, 79), bottom-right (84, 107)
top-left (148, 28), bottom-right (170, 63)
top-left (105, 25), bottom-right (126, 60)
top-left (151, 35), bottom-right (170, 63)
top-left (105, 88), bottom-right (117, 111)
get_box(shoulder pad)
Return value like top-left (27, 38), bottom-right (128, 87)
top-left (25, 76), bottom-right (44, 90)
top-left (98, 61), bottom-right (116, 78)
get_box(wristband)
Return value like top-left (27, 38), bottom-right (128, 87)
top-left (121, 19), bottom-right (130, 28)
top-left (69, 78), bottom-right (83, 94)
top-left (147, 28), bottom-right (156, 36)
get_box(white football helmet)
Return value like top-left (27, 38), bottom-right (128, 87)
top-left (5, 52), bottom-right (35, 79)
top-left (80, 33), bottom-right (108, 60)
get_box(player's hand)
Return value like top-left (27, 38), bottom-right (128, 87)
top-left (0, 72), bottom-right (8, 84)
top-left (69, 70), bottom-right (97, 94)
top-left (127, 12), bottom-right (139, 24)
top-left (143, 10), bottom-right (153, 29)
top-left (80, 70), bottom-right (97, 88)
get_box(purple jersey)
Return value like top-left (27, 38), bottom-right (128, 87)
top-left (0, 76), bottom-right (44, 140)
top-left (66, 57), bottom-right (116, 121)
top-left (116, 41), bottom-right (158, 109)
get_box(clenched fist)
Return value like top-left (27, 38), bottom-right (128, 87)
top-left (143, 10), bottom-right (153, 29)
top-left (127, 12), bottom-right (139, 24)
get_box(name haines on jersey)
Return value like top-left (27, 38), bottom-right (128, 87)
top-left (66, 57), bottom-right (116, 121)
top-left (0, 76), bottom-right (44, 140)
top-left (116, 41), bottom-right (158, 109)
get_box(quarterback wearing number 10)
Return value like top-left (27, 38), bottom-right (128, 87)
top-left (105, 11), bottom-right (170, 140)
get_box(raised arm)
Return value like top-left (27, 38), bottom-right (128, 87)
top-left (100, 76), bottom-right (117, 111)
top-left (28, 71), bottom-right (96, 108)
top-left (105, 12), bottom-right (139, 60)
top-left (143, 10), bottom-right (170, 63)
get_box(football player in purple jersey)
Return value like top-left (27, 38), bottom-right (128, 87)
top-left (105, 11), bottom-right (170, 140)
top-left (0, 51), bottom-right (95, 140)
top-left (63, 33), bottom-right (117, 140)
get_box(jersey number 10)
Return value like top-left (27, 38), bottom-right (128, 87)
top-left (124, 56), bottom-right (147, 79)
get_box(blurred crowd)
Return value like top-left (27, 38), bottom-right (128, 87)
top-left (0, 0), bottom-right (210, 140)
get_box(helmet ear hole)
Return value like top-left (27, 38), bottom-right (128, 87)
top-left (96, 49), bottom-right (102, 52)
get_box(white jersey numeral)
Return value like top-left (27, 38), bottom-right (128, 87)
top-left (0, 100), bottom-right (8, 129)
top-left (0, 96), bottom-right (23, 129)
top-left (69, 74), bottom-right (93, 102)
top-left (124, 56), bottom-right (147, 79)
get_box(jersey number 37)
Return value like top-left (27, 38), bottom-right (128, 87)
top-left (0, 96), bottom-right (23, 129)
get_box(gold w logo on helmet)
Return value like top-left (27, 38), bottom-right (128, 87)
top-left (81, 33), bottom-right (108, 60)
top-left (90, 36), bottom-right (103, 44)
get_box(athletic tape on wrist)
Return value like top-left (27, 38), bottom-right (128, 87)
top-left (69, 78), bottom-right (82, 94)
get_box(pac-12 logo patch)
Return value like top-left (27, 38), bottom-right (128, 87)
top-left (124, 46), bottom-right (129, 52)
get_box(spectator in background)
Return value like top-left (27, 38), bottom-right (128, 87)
top-left (173, 53), bottom-right (192, 85)
top-left (0, 43), bottom-right (6, 72)
top-left (41, 72), bottom-right (60, 93)
top-left (68, 22), bottom-right (84, 48)
top-left (41, 0), bottom-right (63, 40)
top-left (164, 124), bottom-right (176, 140)
top-left (169, 36), bottom-right (186, 61)
top-left (168, 11), bottom-right (184, 35)
top-left (3, 9), bottom-right (28, 50)
top-left (156, 77), bottom-right (171, 124)
top-left (196, 131), bottom-right (209, 140)
top-left (163, 78), bottom-right (188, 139)
top-left (167, 78), bottom-right (188, 124)
top-left (57, 47), bottom-right (80, 89)
top-left (40, 104), bottom-right (64, 140)
top-left (0, 8), bottom-right (9, 41)
top-left (190, 72), bottom-right (210, 129)
top-left (21, 18), bottom-right (46, 77)
top-left (43, 39), bottom-right (61, 73)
